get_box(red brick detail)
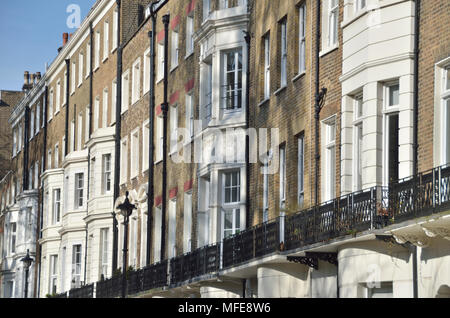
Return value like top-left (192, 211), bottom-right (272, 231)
top-left (186, 0), bottom-right (196, 15)
top-left (156, 104), bottom-right (163, 117)
top-left (155, 195), bottom-right (162, 207)
top-left (185, 78), bottom-right (195, 93)
top-left (170, 15), bottom-right (181, 30)
top-left (157, 29), bottom-right (165, 43)
top-left (184, 179), bottom-right (193, 192)
top-left (169, 187), bottom-right (178, 199)
top-left (169, 91), bottom-right (180, 105)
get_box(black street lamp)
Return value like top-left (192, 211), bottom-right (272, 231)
top-left (117, 191), bottom-right (136, 298)
top-left (20, 249), bottom-right (34, 298)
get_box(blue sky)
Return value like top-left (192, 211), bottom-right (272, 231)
top-left (0, 0), bottom-right (96, 91)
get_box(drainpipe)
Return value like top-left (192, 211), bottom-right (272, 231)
top-left (244, 31), bottom-right (251, 230)
top-left (161, 13), bottom-right (170, 261)
top-left (65, 59), bottom-right (70, 157)
top-left (146, 8), bottom-right (157, 266)
top-left (412, 0), bottom-right (420, 299)
top-left (112, 0), bottom-right (122, 272)
top-left (314, 0), bottom-right (327, 208)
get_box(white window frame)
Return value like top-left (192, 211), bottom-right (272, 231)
top-left (353, 92), bottom-right (364, 192)
top-left (153, 206), bottom-right (162, 263)
top-left (112, 9), bottom-right (118, 51)
top-left (298, 135), bottom-right (305, 207)
top-left (71, 244), bottom-right (82, 288)
top-left (203, 0), bottom-right (211, 22)
top-left (36, 103), bottom-right (40, 135)
top-left (328, 0), bottom-right (339, 48)
top-left (53, 188), bottom-right (61, 224)
top-left (168, 199), bottom-right (177, 259)
top-left (85, 106), bottom-right (90, 143)
top-left (103, 20), bottom-right (109, 61)
top-left (102, 154), bottom-right (112, 194)
top-left (75, 173), bottom-right (84, 209)
top-left (70, 120), bottom-right (75, 153)
top-left (355, 0), bottom-right (367, 12)
top-left (171, 28), bottom-right (179, 70)
top-left (100, 228), bottom-right (109, 279)
top-left (157, 43), bottom-right (165, 82)
top-left (170, 104), bottom-right (179, 154)
top-left (95, 31), bottom-right (100, 70)
top-left (263, 158), bottom-right (269, 223)
top-left (120, 137), bottom-right (128, 185)
top-left (223, 49), bottom-right (243, 111)
top-left (186, 15), bottom-right (194, 56)
top-left (78, 52), bottom-right (84, 87)
top-left (156, 115), bottom-right (163, 162)
top-left (323, 119), bottom-right (336, 201)
top-left (54, 143), bottom-right (59, 168)
top-left (186, 93), bottom-right (195, 141)
top-left (10, 222), bottom-right (16, 254)
top-left (49, 255), bottom-right (58, 295)
top-left (48, 89), bottom-right (54, 122)
top-left (280, 19), bottom-right (287, 88)
top-left (71, 61), bottom-right (76, 94)
top-left (94, 96), bottom-right (100, 131)
top-left (143, 48), bottom-right (151, 95)
top-left (132, 59), bottom-right (141, 105)
top-left (441, 65), bottom-right (450, 165)
top-left (264, 33), bottom-right (271, 100)
top-left (111, 79), bottom-right (117, 125)
top-left (77, 112), bottom-right (83, 150)
top-left (103, 87), bottom-right (109, 128)
top-left (48, 149), bottom-right (52, 170)
top-left (56, 80), bottom-right (61, 113)
top-left (122, 70), bottom-right (130, 113)
top-left (279, 145), bottom-right (286, 209)
top-left (142, 119), bottom-right (150, 172)
top-left (183, 192), bottom-right (193, 253)
top-left (130, 128), bottom-right (140, 179)
top-left (299, 3), bottom-right (306, 74)
top-left (383, 81), bottom-right (400, 185)
top-left (86, 43), bottom-right (91, 79)
top-left (29, 108), bottom-right (35, 140)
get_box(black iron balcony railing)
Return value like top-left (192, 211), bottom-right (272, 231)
top-left (68, 283), bottom-right (94, 298)
top-left (96, 274), bottom-right (122, 299)
top-left (63, 164), bottom-right (450, 298)
top-left (223, 217), bottom-right (281, 269)
top-left (142, 260), bottom-right (169, 291)
top-left (170, 243), bottom-right (220, 286)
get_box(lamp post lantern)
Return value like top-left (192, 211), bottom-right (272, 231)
top-left (117, 191), bottom-right (136, 298)
top-left (20, 249), bottom-right (34, 298)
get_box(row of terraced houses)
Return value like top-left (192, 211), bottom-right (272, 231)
top-left (0, 0), bottom-right (449, 298)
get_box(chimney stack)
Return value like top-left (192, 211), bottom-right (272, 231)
top-left (30, 73), bottom-right (35, 86)
top-left (23, 71), bottom-right (32, 92)
top-left (35, 72), bottom-right (41, 81)
top-left (24, 71), bottom-right (30, 85)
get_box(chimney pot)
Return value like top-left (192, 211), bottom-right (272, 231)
top-left (35, 72), bottom-right (41, 81)
top-left (63, 33), bottom-right (69, 46)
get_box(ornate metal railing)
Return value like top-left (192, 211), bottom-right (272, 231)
top-left (68, 283), bottom-right (94, 298)
top-left (142, 260), bottom-right (168, 291)
top-left (170, 243), bottom-right (220, 286)
top-left (95, 275), bottom-right (122, 299)
top-left (63, 165), bottom-right (450, 298)
top-left (223, 217), bottom-right (281, 269)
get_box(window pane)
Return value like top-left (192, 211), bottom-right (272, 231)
top-left (389, 84), bottom-right (399, 106)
